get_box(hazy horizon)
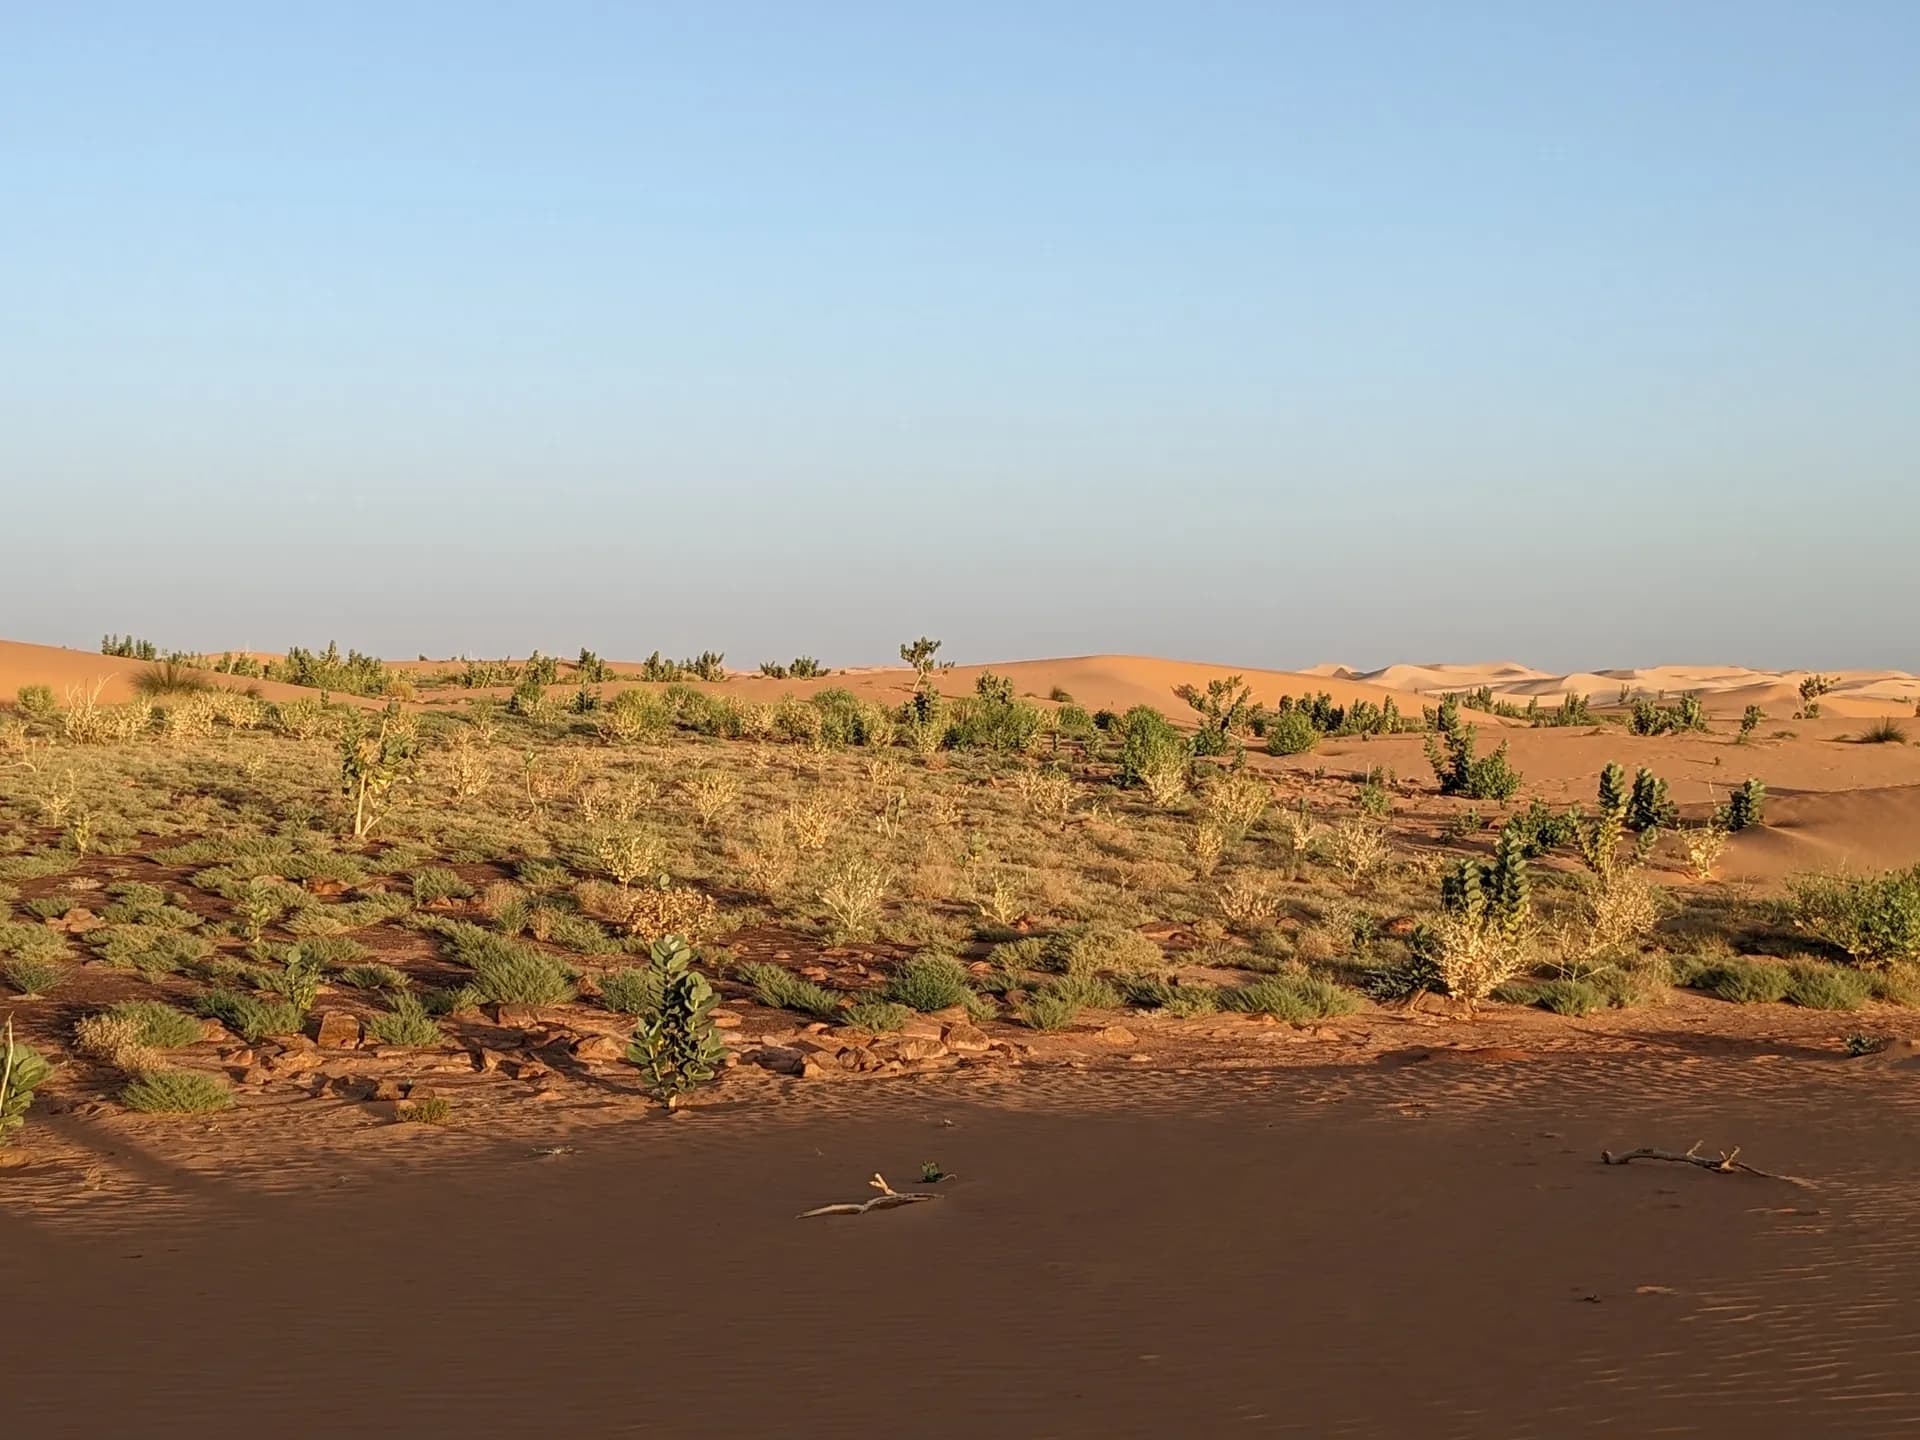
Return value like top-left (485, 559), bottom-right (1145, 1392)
top-left (5, 4), bottom-right (1916, 670)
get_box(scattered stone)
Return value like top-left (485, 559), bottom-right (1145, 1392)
top-left (1095, 1025), bottom-right (1138, 1046)
top-left (329, 1076), bottom-right (376, 1101)
top-left (314, 1010), bottom-right (362, 1049)
top-left (265, 1049), bottom-right (323, 1078)
top-left (798, 1056), bottom-right (833, 1080)
top-left (711, 1012), bottom-right (741, 1029)
top-left (505, 1058), bottom-right (552, 1081)
top-left (571, 1034), bottom-right (624, 1063)
top-left (239, 1066), bottom-right (269, 1086)
top-left (887, 1036), bottom-right (947, 1063)
top-left (370, 1079), bottom-right (407, 1102)
top-left (472, 1047), bottom-right (510, 1074)
top-left (492, 1003), bottom-right (543, 1030)
top-left (201, 1021), bottom-right (238, 1045)
top-left (752, 1046), bottom-right (806, 1075)
top-left (56, 907), bottom-right (104, 935)
top-left (940, 1022), bottom-right (991, 1053)
top-left (221, 1046), bottom-right (257, 1067)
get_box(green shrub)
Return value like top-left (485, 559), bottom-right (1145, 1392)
top-left (121, 1068), bottom-right (233, 1114)
top-left (1533, 978), bottom-right (1606, 1016)
top-left (1018, 990), bottom-right (1081, 1030)
top-left (1118, 706), bottom-right (1192, 785)
top-left (106, 1000), bottom-right (204, 1049)
top-left (627, 935), bottom-right (727, 1108)
top-left (365, 993), bottom-right (444, 1046)
top-left (339, 962), bottom-right (409, 992)
top-left (1049, 925), bottom-right (1164, 977)
top-left (197, 989), bottom-right (306, 1041)
top-left (1784, 962), bottom-right (1873, 1011)
top-left (1786, 865), bottom-right (1920, 968)
top-left (87, 926), bottom-right (213, 976)
top-left (884, 953), bottom-right (974, 1012)
top-left (1221, 973), bottom-right (1359, 1022)
top-left (598, 964), bottom-right (667, 1016)
top-left (1423, 698), bottom-right (1522, 802)
top-left (738, 961), bottom-right (842, 1020)
top-left (1626, 768), bottom-right (1676, 832)
top-left (843, 999), bottom-right (912, 1033)
top-left (1263, 709), bottom-right (1319, 756)
top-left (411, 867), bottom-right (474, 904)
top-left (3, 954), bottom-right (67, 998)
top-left (1, 1025), bottom-right (52, 1146)
top-left (1686, 958), bottom-right (1791, 1005)
top-left (16, 685), bottom-right (55, 718)
top-left (1858, 718), bottom-right (1908, 745)
top-left (1502, 800), bottom-right (1575, 859)
top-left (1718, 779), bottom-right (1766, 832)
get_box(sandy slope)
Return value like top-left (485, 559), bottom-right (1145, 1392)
top-left (10, 1061), bottom-right (1920, 1437)
top-left (1345, 659), bottom-right (1920, 716)
top-left (0, 639), bottom-right (378, 708)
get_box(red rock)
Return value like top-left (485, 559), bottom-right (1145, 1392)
top-left (571, 1035), bottom-right (624, 1063)
top-left (940, 1022), bottom-right (991, 1054)
top-left (314, 1010), bottom-right (362, 1049)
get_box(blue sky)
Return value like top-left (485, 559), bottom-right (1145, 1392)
top-left (3, 3), bottom-right (1915, 670)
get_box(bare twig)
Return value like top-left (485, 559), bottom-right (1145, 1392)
top-left (798, 1172), bottom-right (943, 1218)
top-left (1601, 1140), bottom-right (1811, 1187)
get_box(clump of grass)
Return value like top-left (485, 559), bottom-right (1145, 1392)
top-left (197, 989), bottom-right (306, 1042)
top-left (397, 1095), bottom-right (453, 1124)
top-left (424, 983), bottom-right (485, 1017)
top-left (290, 935), bottom-right (370, 970)
top-left (1221, 973), bottom-right (1359, 1023)
top-left (883, 953), bottom-right (974, 1012)
top-left (1018, 989), bottom-right (1081, 1030)
top-left (411, 867), bottom-right (475, 904)
top-left (843, 998), bottom-right (912, 1033)
top-left (88, 926), bottom-right (213, 977)
top-left (437, 923), bottom-right (577, 1005)
top-left (738, 961), bottom-right (842, 1020)
top-left (365, 993), bottom-right (444, 1046)
top-left (1533, 978), bottom-right (1606, 1016)
top-left (339, 962), bottom-right (410, 992)
top-left (120, 1068), bottom-right (233, 1114)
top-left (597, 964), bottom-right (666, 1016)
top-left (1046, 974), bottom-right (1122, 1011)
top-left (106, 1000), bottom-right (204, 1049)
top-left (1856, 718), bottom-right (1908, 745)
top-left (3, 954), bottom-right (67, 998)
top-left (1682, 957), bottom-right (1792, 1005)
top-left (132, 659), bottom-right (211, 698)
top-left (1784, 961), bottom-right (1874, 1011)
top-left (1049, 925), bottom-right (1164, 976)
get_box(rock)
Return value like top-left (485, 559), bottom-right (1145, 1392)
top-left (265, 1048), bottom-right (322, 1078)
top-left (940, 1022), bottom-right (991, 1054)
top-left (238, 1066), bottom-right (269, 1085)
top-left (315, 1010), bottom-right (362, 1049)
top-left (201, 1021), bottom-right (238, 1045)
top-left (754, 1046), bottom-right (806, 1075)
top-left (711, 1012), bottom-right (741, 1029)
top-left (1094, 1025), bottom-right (1138, 1046)
top-left (472, 1047), bottom-right (509, 1074)
top-left (793, 1036), bottom-right (844, 1057)
top-left (370, 1079), bottom-right (407, 1102)
top-left (492, 1004), bottom-right (543, 1030)
top-left (57, 907), bottom-right (104, 934)
top-left (571, 1035), bottom-right (624, 1063)
top-left (329, 1076), bottom-right (376, 1100)
top-left (798, 1056), bottom-right (833, 1080)
top-left (837, 1047), bottom-right (887, 1073)
top-left (887, 1036), bottom-right (947, 1063)
top-left (221, 1046), bottom-right (257, 1067)
top-left (505, 1058), bottom-right (551, 1081)
top-left (800, 965), bottom-right (831, 981)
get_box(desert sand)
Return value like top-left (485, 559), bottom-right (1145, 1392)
top-left (7, 636), bottom-right (1920, 1436)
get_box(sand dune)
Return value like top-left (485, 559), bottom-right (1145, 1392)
top-left (0, 639), bottom-right (379, 709)
top-left (1343, 658), bottom-right (1920, 716)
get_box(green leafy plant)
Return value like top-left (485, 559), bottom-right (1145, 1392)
top-left (105, 1000), bottom-right (204, 1049)
top-left (3, 954), bottom-right (67, 998)
top-left (1, 1019), bottom-right (52, 1146)
top-left (626, 935), bottom-right (728, 1108)
top-left (1786, 865), bottom-right (1920, 969)
top-left (1174, 674), bottom-right (1258, 757)
top-left (1717, 778), bottom-right (1766, 833)
top-left (1626, 767), bottom-right (1676, 833)
top-left (1263, 708), bottom-right (1318, 756)
top-left (739, 961), bottom-right (842, 1020)
top-left (884, 953), bottom-right (975, 1012)
top-left (1423, 698), bottom-right (1522, 802)
top-left (341, 702), bottom-right (418, 839)
top-left (1737, 705), bottom-right (1766, 743)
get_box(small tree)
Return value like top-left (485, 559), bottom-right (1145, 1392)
top-left (1718, 778), bottom-right (1765, 832)
top-left (626, 936), bottom-right (727, 1109)
top-left (1424, 699), bottom-right (1522, 803)
top-left (899, 637), bottom-right (943, 689)
top-left (1175, 675), bottom-right (1258, 757)
top-left (1737, 705), bottom-right (1765, 743)
top-left (341, 702), bottom-right (417, 840)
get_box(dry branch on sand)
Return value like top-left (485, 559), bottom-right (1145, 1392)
top-left (798, 1172), bottom-right (944, 1218)
top-left (1600, 1140), bottom-right (1810, 1187)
